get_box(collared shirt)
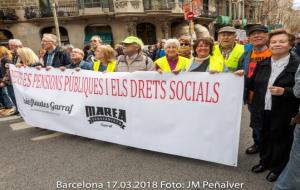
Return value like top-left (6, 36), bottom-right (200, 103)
top-left (220, 46), bottom-right (233, 60)
top-left (220, 45), bottom-right (234, 72)
top-left (265, 54), bottom-right (290, 110)
top-left (46, 49), bottom-right (56, 66)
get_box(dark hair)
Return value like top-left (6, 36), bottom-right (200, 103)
top-left (193, 37), bottom-right (214, 56)
top-left (268, 29), bottom-right (295, 47)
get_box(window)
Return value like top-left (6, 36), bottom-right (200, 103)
top-left (136, 23), bottom-right (156, 45)
top-left (78, 0), bottom-right (110, 8)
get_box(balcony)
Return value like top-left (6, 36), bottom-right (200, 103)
top-left (78, 0), bottom-right (114, 14)
top-left (198, 10), bottom-right (218, 18)
top-left (24, 2), bottom-right (79, 20)
top-left (0, 9), bottom-right (19, 21)
top-left (143, 0), bottom-right (175, 11)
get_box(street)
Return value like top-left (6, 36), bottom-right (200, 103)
top-left (0, 107), bottom-right (274, 190)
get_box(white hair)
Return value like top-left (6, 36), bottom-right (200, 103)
top-left (42, 33), bottom-right (58, 45)
top-left (63, 44), bottom-right (74, 49)
top-left (72, 48), bottom-right (84, 57)
top-left (91, 35), bottom-right (103, 43)
top-left (8, 39), bottom-right (23, 47)
top-left (164, 39), bottom-right (180, 49)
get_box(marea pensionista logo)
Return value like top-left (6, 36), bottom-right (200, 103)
top-left (85, 106), bottom-right (126, 129)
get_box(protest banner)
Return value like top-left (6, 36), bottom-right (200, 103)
top-left (10, 65), bottom-right (244, 166)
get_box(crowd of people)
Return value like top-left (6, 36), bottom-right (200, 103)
top-left (0, 25), bottom-right (299, 189)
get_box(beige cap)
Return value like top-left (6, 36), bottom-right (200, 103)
top-left (218, 26), bottom-right (236, 34)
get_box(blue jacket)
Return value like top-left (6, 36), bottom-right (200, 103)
top-left (239, 44), bottom-right (253, 104)
top-left (292, 43), bottom-right (300, 57)
top-left (66, 60), bottom-right (92, 70)
top-left (239, 43), bottom-right (253, 75)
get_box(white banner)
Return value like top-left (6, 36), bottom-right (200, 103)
top-left (10, 65), bottom-right (244, 166)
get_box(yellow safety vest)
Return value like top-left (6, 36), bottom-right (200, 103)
top-left (155, 56), bottom-right (191, 72)
top-left (93, 60), bottom-right (116, 72)
top-left (210, 43), bottom-right (244, 72)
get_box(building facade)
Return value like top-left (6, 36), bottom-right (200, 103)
top-left (0, 0), bottom-right (220, 52)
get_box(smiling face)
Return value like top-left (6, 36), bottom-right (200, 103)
top-left (269, 34), bottom-right (291, 57)
top-left (165, 43), bottom-right (178, 58)
top-left (195, 41), bottom-right (211, 58)
top-left (218, 32), bottom-right (236, 48)
top-left (249, 31), bottom-right (268, 48)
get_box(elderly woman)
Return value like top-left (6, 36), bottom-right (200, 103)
top-left (155, 39), bottom-right (190, 73)
top-left (186, 37), bottom-right (214, 72)
top-left (178, 35), bottom-right (192, 59)
top-left (17, 47), bottom-right (43, 67)
top-left (186, 37), bottom-right (242, 74)
top-left (247, 29), bottom-right (300, 182)
top-left (93, 45), bottom-right (116, 72)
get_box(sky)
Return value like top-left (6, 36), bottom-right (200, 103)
top-left (294, 0), bottom-right (300, 8)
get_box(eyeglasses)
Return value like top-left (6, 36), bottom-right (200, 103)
top-left (180, 43), bottom-right (190, 46)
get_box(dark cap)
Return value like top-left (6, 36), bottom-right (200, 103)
top-left (247, 25), bottom-right (268, 36)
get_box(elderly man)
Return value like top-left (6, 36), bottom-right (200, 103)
top-left (292, 33), bottom-right (300, 57)
top-left (86, 35), bottom-right (102, 63)
top-left (63, 44), bottom-right (74, 57)
top-left (8, 39), bottom-right (23, 65)
top-left (240, 25), bottom-right (272, 155)
top-left (64, 48), bottom-right (92, 70)
top-left (116, 36), bottom-right (155, 72)
top-left (210, 26), bottom-right (244, 72)
top-left (41, 33), bottom-right (72, 68)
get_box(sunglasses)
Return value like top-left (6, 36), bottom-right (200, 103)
top-left (180, 43), bottom-right (190, 46)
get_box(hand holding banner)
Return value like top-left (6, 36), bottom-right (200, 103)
top-left (10, 65), bottom-right (244, 166)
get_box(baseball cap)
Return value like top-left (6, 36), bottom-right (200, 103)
top-left (122, 36), bottom-right (144, 48)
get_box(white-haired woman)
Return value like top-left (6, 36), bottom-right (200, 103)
top-left (16, 47), bottom-right (43, 67)
top-left (155, 39), bottom-right (190, 74)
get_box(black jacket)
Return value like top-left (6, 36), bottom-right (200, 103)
top-left (246, 54), bottom-right (300, 137)
top-left (43, 47), bottom-right (72, 68)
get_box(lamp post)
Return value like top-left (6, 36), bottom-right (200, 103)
top-left (51, 0), bottom-right (61, 46)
